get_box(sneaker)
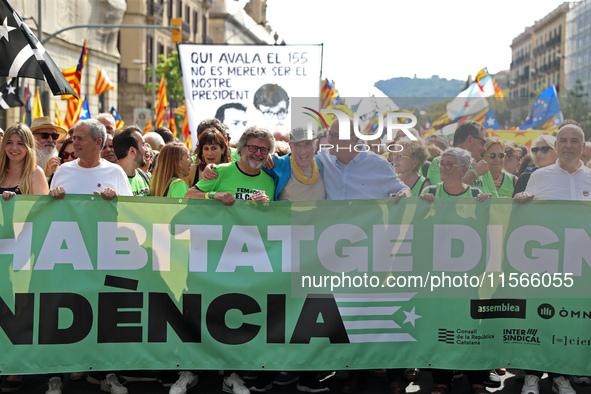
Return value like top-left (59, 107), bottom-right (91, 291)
top-left (120, 371), bottom-right (159, 382)
top-left (573, 376), bottom-right (591, 386)
top-left (297, 380), bottom-right (329, 393)
top-left (87, 373), bottom-right (102, 385)
top-left (249, 376), bottom-right (272, 393)
top-left (521, 374), bottom-right (540, 394)
top-left (274, 372), bottom-right (300, 386)
top-left (242, 371), bottom-right (258, 381)
top-left (222, 373), bottom-right (250, 394)
top-left (46, 377), bottom-right (62, 394)
top-left (553, 376), bottom-right (576, 394)
top-left (169, 371), bottom-right (198, 394)
top-left (1, 377), bottom-right (23, 393)
top-left (484, 370), bottom-right (501, 388)
top-left (101, 373), bottom-right (128, 394)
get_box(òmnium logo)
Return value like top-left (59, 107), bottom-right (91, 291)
top-left (538, 303), bottom-right (555, 319)
top-left (502, 328), bottom-right (541, 345)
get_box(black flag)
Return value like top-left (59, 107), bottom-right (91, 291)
top-left (0, 0), bottom-right (76, 97)
top-left (0, 77), bottom-right (23, 108)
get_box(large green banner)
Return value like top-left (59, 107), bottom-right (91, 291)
top-left (0, 196), bottom-right (589, 375)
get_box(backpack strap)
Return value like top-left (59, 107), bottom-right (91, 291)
top-left (428, 185), bottom-right (437, 195)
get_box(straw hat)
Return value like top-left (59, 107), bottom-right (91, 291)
top-left (30, 116), bottom-right (68, 140)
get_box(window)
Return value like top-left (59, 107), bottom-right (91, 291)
top-left (193, 10), bottom-right (198, 35)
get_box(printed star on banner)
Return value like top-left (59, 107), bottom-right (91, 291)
top-left (402, 307), bottom-right (421, 327)
top-left (6, 81), bottom-right (15, 94)
top-left (79, 108), bottom-right (88, 118)
top-left (486, 117), bottom-right (496, 127)
top-left (0, 17), bottom-right (15, 41)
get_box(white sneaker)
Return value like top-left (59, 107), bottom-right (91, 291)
top-left (553, 377), bottom-right (576, 394)
top-left (169, 371), bottom-right (198, 394)
top-left (46, 377), bottom-right (63, 394)
top-left (573, 376), bottom-right (591, 386)
top-left (521, 374), bottom-right (540, 394)
top-left (222, 373), bottom-right (250, 394)
top-left (101, 373), bottom-right (128, 394)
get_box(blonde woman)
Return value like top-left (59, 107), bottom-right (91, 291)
top-left (0, 123), bottom-right (48, 200)
top-left (0, 124), bottom-right (48, 392)
top-left (150, 142), bottom-right (192, 198)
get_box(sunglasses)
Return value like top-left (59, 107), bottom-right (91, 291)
top-left (531, 146), bottom-right (553, 155)
top-left (62, 151), bottom-right (77, 160)
top-left (245, 145), bottom-right (270, 155)
top-left (486, 153), bottom-right (505, 159)
top-left (437, 161), bottom-right (459, 170)
top-left (35, 132), bottom-right (60, 140)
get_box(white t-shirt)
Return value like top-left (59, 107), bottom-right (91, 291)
top-left (51, 159), bottom-right (133, 196)
top-left (525, 161), bottom-right (591, 201)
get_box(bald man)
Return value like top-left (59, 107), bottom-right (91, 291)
top-left (516, 124), bottom-right (591, 202)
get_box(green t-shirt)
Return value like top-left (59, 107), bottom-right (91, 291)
top-left (129, 169), bottom-right (150, 196)
top-left (420, 182), bottom-right (482, 198)
top-left (426, 157), bottom-right (441, 184)
top-left (196, 162), bottom-right (275, 201)
top-left (427, 156), bottom-right (498, 197)
top-left (230, 147), bottom-right (239, 162)
top-left (167, 177), bottom-right (189, 198)
top-left (496, 172), bottom-right (516, 198)
top-left (410, 175), bottom-right (429, 197)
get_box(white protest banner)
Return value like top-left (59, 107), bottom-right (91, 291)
top-left (178, 44), bottom-right (322, 146)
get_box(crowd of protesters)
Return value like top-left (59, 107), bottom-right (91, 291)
top-left (0, 113), bottom-right (589, 394)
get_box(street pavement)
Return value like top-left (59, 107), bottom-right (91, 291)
top-left (5, 369), bottom-right (591, 394)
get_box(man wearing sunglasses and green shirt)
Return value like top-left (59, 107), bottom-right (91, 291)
top-left (186, 126), bottom-right (275, 206)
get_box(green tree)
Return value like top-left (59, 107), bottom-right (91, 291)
top-left (146, 51), bottom-right (185, 136)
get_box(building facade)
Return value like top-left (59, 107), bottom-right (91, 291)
top-left (1, 0), bottom-right (124, 129)
top-left (564, 0), bottom-right (591, 95)
top-left (509, 2), bottom-right (569, 121)
top-left (117, 0), bottom-right (277, 128)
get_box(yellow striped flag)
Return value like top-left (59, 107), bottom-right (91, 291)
top-left (61, 40), bottom-right (87, 101)
top-left (32, 86), bottom-right (43, 118)
top-left (93, 66), bottom-right (115, 95)
top-left (155, 77), bottom-right (168, 128)
top-left (143, 116), bottom-right (153, 135)
top-left (54, 102), bottom-right (67, 129)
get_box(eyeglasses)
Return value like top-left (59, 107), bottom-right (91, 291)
top-left (62, 151), bottom-right (77, 160)
top-left (437, 161), bottom-right (459, 170)
top-left (531, 146), bottom-right (553, 155)
top-left (245, 145), bottom-right (270, 155)
top-left (392, 153), bottom-right (411, 160)
top-left (473, 136), bottom-right (486, 145)
top-left (35, 132), bottom-right (60, 140)
top-left (486, 152), bottom-right (505, 159)
top-left (261, 108), bottom-right (288, 120)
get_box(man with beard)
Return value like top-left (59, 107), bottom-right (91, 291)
top-left (30, 116), bottom-right (67, 178)
top-left (113, 126), bottom-right (150, 196)
top-left (185, 126), bottom-right (275, 206)
top-left (101, 133), bottom-right (118, 163)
